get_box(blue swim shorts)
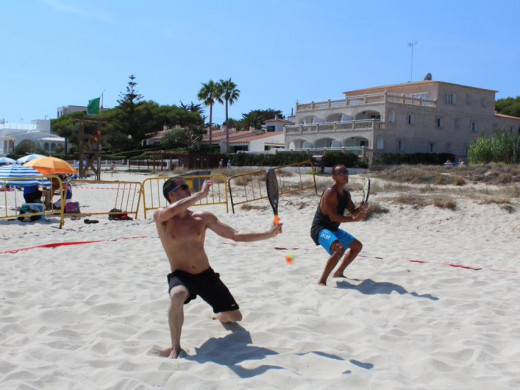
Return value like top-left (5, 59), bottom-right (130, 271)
top-left (318, 229), bottom-right (356, 255)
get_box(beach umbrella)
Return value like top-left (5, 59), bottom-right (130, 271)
top-left (24, 156), bottom-right (78, 175)
top-left (17, 154), bottom-right (46, 164)
top-left (0, 157), bottom-right (16, 165)
top-left (0, 164), bottom-right (50, 187)
top-left (0, 164), bottom-right (51, 211)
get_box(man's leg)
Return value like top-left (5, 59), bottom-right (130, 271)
top-left (318, 241), bottom-right (345, 285)
top-left (168, 285), bottom-right (189, 359)
top-left (333, 239), bottom-right (363, 278)
top-left (213, 309), bottom-right (242, 324)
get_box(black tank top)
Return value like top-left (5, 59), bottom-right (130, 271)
top-left (310, 186), bottom-right (353, 245)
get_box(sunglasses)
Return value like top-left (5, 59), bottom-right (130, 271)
top-left (335, 170), bottom-right (349, 176)
top-left (169, 183), bottom-right (189, 194)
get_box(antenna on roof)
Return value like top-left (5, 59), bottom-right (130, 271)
top-left (424, 73), bottom-right (432, 80)
top-left (407, 41), bottom-right (418, 82)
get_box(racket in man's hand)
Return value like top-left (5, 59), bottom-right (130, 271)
top-left (362, 178), bottom-right (371, 205)
top-left (266, 168), bottom-right (280, 225)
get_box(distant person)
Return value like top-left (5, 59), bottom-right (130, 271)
top-left (227, 159), bottom-right (232, 169)
top-left (110, 161), bottom-right (116, 176)
top-left (154, 177), bottom-right (282, 358)
top-left (458, 157), bottom-right (465, 166)
top-left (218, 159), bottom-right (224, 169)
top-left (310, 164), bottom-right (367, 286)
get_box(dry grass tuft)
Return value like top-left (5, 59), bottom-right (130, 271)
top-left (394, 194), bottom-right (429, 209)
top-left (433, 197), bottom-right (457, 210)
top-left (240, 203), bottom-right (267, 211)
top-left (455, 176), bottom-right (466, 186)
top-left (364, 203), bottom-right (389, 220)
top-left (372, 163), bottom-right (520, 186)
top-left (500, 204), bottom-right (515, 213)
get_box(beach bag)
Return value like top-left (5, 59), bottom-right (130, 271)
top-left (65, 202), bottom-right (81, 214)
top-left (109, 208), bottom-right (133, 221)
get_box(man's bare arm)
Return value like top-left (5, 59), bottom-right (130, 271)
top-left (205, 212), bottom-right (282, 241)
top-left (322, 189), bottom-right (365, 223)
top-left (154, 181), bottom-right (211, 224)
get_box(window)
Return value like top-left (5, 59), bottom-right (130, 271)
top-left (481, 97), bottom-right (487, 108)
top-left (388, 110), bottom-right (395, 123)
top-left (465, 95), bottom-right (472, 106)
top-left (429, 142), bottom-right (436, 153)
top-left (398, 139), bottom-right (405, 152)
top-left (377, 137), bottom-right (384, 150)
top-left (436, 117), bottom-right (444, 128)
top-left (445, 93), bottom-right (456, 105)
top-left (454, 118), bottom-right (461, 129)
top-left (407, 114), bottom-right (415, 125)
top-left (471, 121), bottom-right (479, 133)
top-left (445, 143), bottom-right (451, 152)
top-left (412, 93), bottom-right (430, 101)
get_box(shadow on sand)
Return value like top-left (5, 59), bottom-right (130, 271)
top-left (185, 323), bottom-right (282, 378)
top-left (336, 278), bottom-right (438, 300)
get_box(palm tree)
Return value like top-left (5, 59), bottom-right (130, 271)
top-left (218, 78), bottom-right (240, 153)
top-left (197, 80), bottom-right (222, 148)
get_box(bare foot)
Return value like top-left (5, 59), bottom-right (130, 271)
top-left (318, 280), bottom-right (327, 286)
top-left (167, 347), bottom-right (182, 359)
top-left (332, 272), bottom-right (346, 278)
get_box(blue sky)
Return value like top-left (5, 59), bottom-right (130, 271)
top-left (1, 0), bottom-right (519, 125)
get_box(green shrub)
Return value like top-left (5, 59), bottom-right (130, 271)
top-left (468, 133), bottom-right (520, 164)
top-left (373, 152), bottom-right (455, 165)
top-left (227, 151), bottom-right (367, 168)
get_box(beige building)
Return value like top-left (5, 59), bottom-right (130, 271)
top-left (285, 80), bottom-right (520, 162)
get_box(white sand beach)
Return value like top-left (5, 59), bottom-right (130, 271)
top-left (1, 169), bottom-right (520, 389)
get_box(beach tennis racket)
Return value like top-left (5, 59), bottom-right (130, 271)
top-left (362, 178), bottom-right (371, 205)
top-left (265, 168), bottom-right (280, 225)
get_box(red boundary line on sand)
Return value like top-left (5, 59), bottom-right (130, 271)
top-left (222, 242), bottom-right (519, 274)
top-left (0, 236), bottom-right (149, 255)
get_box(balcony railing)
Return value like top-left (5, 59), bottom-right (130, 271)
top-left (296, 92), bottom-right (436, 112)
top-left (285, 119), bottom-right (384, 134)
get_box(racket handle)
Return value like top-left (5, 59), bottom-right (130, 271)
top-left (274, 215), bottom-right (280, 225)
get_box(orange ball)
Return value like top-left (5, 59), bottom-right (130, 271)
top-left (285, 253), bottom-right (295, 264)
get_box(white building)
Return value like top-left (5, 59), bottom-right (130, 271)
top-left (0, 120), bottom-right (65, 156)
top-left (285, 79), bottom-right (520, 163)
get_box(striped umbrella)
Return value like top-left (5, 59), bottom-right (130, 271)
top-left (0, 164), bottom-right (50, 187)
top-left (0, 164), bottom-right (51, 213)
top-left (0, 157), bottom-right (16, 165)
top-left (17, 154), bottom-right (46, 164)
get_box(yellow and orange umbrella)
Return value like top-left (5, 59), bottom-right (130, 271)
top-left (24, 156), bottom-right (77, 175)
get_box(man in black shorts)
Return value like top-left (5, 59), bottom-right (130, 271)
top-left (154, 177), bottom-right (282, 358)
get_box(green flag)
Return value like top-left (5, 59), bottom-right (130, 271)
top-left (87, 97), bottom-right (100, 115)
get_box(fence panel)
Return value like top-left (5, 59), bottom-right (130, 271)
top-left (227, 161), bottom-right (317, 213)
top-left (0, 176), bottom-right (67, 227)
top-left (56, 179), bottom-right (143, 225)
top-left (141, 174), bottom-right (229, 219)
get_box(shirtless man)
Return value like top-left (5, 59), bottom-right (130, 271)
top-left (154, 177), bottom-right (282, 358)
top-left (310, 165), bottom-right (367, 286)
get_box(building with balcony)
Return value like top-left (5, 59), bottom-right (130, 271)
top-left (285, 80), bottom-right (520, 163)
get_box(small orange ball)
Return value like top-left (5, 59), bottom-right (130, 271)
top-left (285, 253), bottom-right (295, 265)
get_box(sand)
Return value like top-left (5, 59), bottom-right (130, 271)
top-left (1, 169), bottom-right (520, 389)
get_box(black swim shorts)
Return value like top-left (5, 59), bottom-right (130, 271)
top-left (167, 268), bottom-right (239, 313)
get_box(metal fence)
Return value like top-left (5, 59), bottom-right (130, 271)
top-left (227, 161), bottom-right (317, 213)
